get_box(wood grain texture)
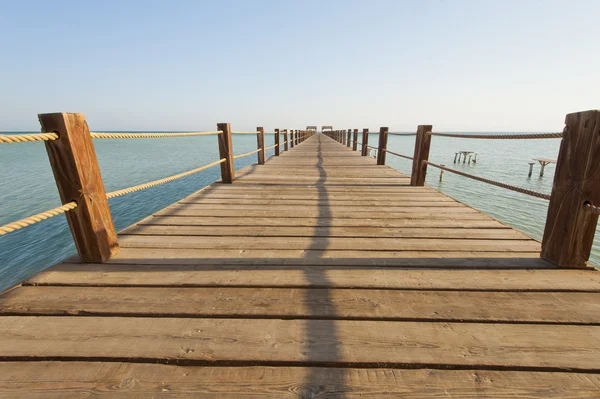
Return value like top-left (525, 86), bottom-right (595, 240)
top-left (216, 123), bottom-right (234, 183)
top-left (3, 286), bottom-right (600, 323)
top-left (256, 126), bottom-right (265, 164)
top-left (39, 112), bottom-right (118, 263)
top-left (361, 128), bottom-right (369, 156)
top-left (274, 128), bottom-right (280, 156)
top-left (541, 110), bottom-right (600, 267)
top-left (377, 127), bottom-right (389, 165)
top-left (1, 363), bottom-right (598, 398)
top-left (411, 124), bottom-right (433, 186)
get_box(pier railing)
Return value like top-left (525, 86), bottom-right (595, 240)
top-left (324, 109), bottom-right (600, 269)
top-left (0, 113), bottom-right (314, 262)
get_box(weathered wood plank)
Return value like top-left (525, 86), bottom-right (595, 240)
top-left (0, 317), bottom-right (598, 370)
top-left (1, 362), bottom-right (598, 398)
top-left (27, 265), bottom-right (596, 291)
top-left (3, 286), bottom-right (599, 323)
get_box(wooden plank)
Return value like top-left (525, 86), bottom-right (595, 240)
top-left (542, 110), bottom-right (600, 268)
top-left (103, 248), bottom-right (549, 267)
top-left (161, 204), bottom-right (477, 213)
top-left (117, 236), bottom-right (541, 252)
top-left (1, 363), bottom-right (598, 398)
top-left (27, 265), bottom-right (597, 291)
top-left (121, 226), bottom-right (529, 240)
top-left (3, 286), bottom-right (600, 323)
top-left (144, 216), bottom-right (508, 228)
top-left (38, 112), bottom-right (119, 263)
top-left (0, 317), bottom-right (598, 370)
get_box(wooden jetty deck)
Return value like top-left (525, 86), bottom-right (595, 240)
top-left (1, 133), bottom-right (600, 397)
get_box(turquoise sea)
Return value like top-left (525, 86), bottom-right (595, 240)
top-left (1, 132), bottom-right (598, 293)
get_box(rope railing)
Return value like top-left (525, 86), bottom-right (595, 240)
top-left (106, 158), bottom-right (226, 199)
top-left (0, 202), bottom-right (78, 235)
top-left (384, 148), bottom-right (413, 160)
top-left (429, 132), bottom-right (563, 140)
top-left (389, 133), bottom-right (417, 136)
top-left (0, 133), bottom-right (59, 144)
top-left (265, 144), bottom-right (277, 150)
top-left (231, 131), bottom-right (260, 134)
top-left (233, 148), bottom-right (261, 160)
top-left (424, 160), bottom-right (551, 200)
top-left (90, 131), bottom-right (222, 139)
top-left (584, 202), bottom-right (600, 216)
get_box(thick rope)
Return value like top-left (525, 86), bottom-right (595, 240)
top-left (384, 149), bottom-right (414, 160)
top-left (91, 131), bottom-right (222, 139)
top-left (231, 131), bottom-right (260, 134)
top-left (584, 203), bottom-right (600, 216)
top-left (0, 133), bottom-right (58, 144)
top-left (265, 144), bottom-right (277, 150)
top-left (233, 148), bottom-right (261, 160)
top-left (429, 132), bottom-right (563, 140)
top-left (106, 159), bottom-right (226, 199)
top-left (367, 145), bottom-right (379, 150)
top-left (0, 202), bottom-right (77, 235)
top-left (424, 161), bottom-right (551, 200)
top-left (389, 133), bottom-right (417, 136)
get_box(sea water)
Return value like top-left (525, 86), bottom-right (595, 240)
top-left (0, 132), bottom-right (598, 293)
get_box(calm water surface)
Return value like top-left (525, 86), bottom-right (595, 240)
top-left (0, 132), bottom-right (598, 292)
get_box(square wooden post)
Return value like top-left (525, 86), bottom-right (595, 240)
top-left (284, 129), bottom-right (289, 151)
top-left (541, 110), bottom-right (600, 268)
top-left (376, 127), bottom-right (389, 165)
top-left (410, 125), bottom-right (433, 186)
top-left (38, 112), bottom-right (119, 263)
top-left (361, 128), bottom-right (369, 156)
top-left (274, 128), bottom-right (280, 156)
top-left (295, 130), bottom-right (299, 145)
top-left (256, 126), bottom-right (266, 164)
top-left (217, 122), bottom-right (234, 183)
top-left (347, 129), bottom-right (352, 147)
top-left (290, 130), bottom-right (295, 148)
top-left (352, 129), bottom-right (358, 151)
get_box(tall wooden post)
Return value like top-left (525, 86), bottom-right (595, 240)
top-left (352, 129), bottom-right (358, 151)
top-left (376, 127), bottom-right (389, 165)
top-left (274, 128), bottom-right (280, 156)
top-left (256, 126), bottom-right (266, 164)
top-left (290, 130), bottom-right (294, 148)
top-left (295, 130), bottom-right (299, 145)
top-left (541, 110), bottom-right (600, 268)
top-left (361, 128), bottom-right (369, 156)
top-left (411, 125), bottom-right (433, 186)
top-left (217, 122), bottom-right (234, 183)
top-left (38, 112), bottom-right (119, 263)
top-left (347, 129), bottom-right (352, 147)
top-left (284, 129), bottom-right (289, 151)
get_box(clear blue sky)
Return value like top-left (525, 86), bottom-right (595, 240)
top-left (1, 0), bottom-right (598, 132)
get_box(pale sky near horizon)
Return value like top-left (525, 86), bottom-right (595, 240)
top-left (1, 0), bottom-right (598, 132)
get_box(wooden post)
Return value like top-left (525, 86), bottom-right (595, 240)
top-left (528, 162), bottom-right (535, 177)
top-left (347, 129), bottom-right (351, 147)
top-left (274, 128), bottom-right (280, 156)
top-left (439, 164), bottom-right (445, 182)
top-left (295, 130), bottom-right (299, 146)
top-left (284, 129), bottom-right (289, 151)
top-left (352, 129), bottom-right (358, 151)
top-left (410, 124), bottom-right (433, 186)
top-left (541, 110), bottom-right (600, 268)
top-left (361, 128), bottom-right (369, 156)
top-left (454, 153), bottom-right (458, 163)
top-left (376, 127), bottom-right (389, 165)
top-left (217, 122), bottom-right (234, 183)
top-left (38, 112), bottom-right (119, 263)
top-left (290, 130), bottom-right (294, 148)
top-left (256, 126), bottom-right (265, 164)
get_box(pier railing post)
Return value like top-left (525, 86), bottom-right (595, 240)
top-left (38, 112), bottom-right (119, 263)
top-left (295, 130), bottom-right (299, 146)
top-left (411, 124), bottom-right (433, 186)
top-left (347, 129), bottom-right (351, 147)
top-left (376, 127), bottom-right (389, 165)
top-left (361, 129), bottom-right (369, 156)
top-left (256, 126), bottom-right (266, 164)
top-left (274, 128), bottom-right (280, 156)
top-left (541, 110), bottom-right (600, 268)
top-left (284, 129), bottom-right (289, 151)
top-left (217, 122), bottom-right (234, 183)
top-left (352, 129), bottom-right (358, 151)
top-left (290, 130), bottom-right (294, 148)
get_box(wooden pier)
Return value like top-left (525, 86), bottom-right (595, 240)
top-left (1, 129), bottom-right (600, 396)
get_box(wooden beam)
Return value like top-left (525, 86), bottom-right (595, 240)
top-left (377, 127), bottom-right (389, 165)
top-left (541, 110), bottom-right (600, 268)
top-left (411, 125), bottom-right (433, 186)
top-left (361, 128), bottom-right (369, 156)
top-left (38, 113), bottom-right (119, 263)
top-left (216, 123), bottom-right (234, 183)
top-left (256, 127), bottom-right (265, 165)
top-left (274, 128), bottom-right (280, 156)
